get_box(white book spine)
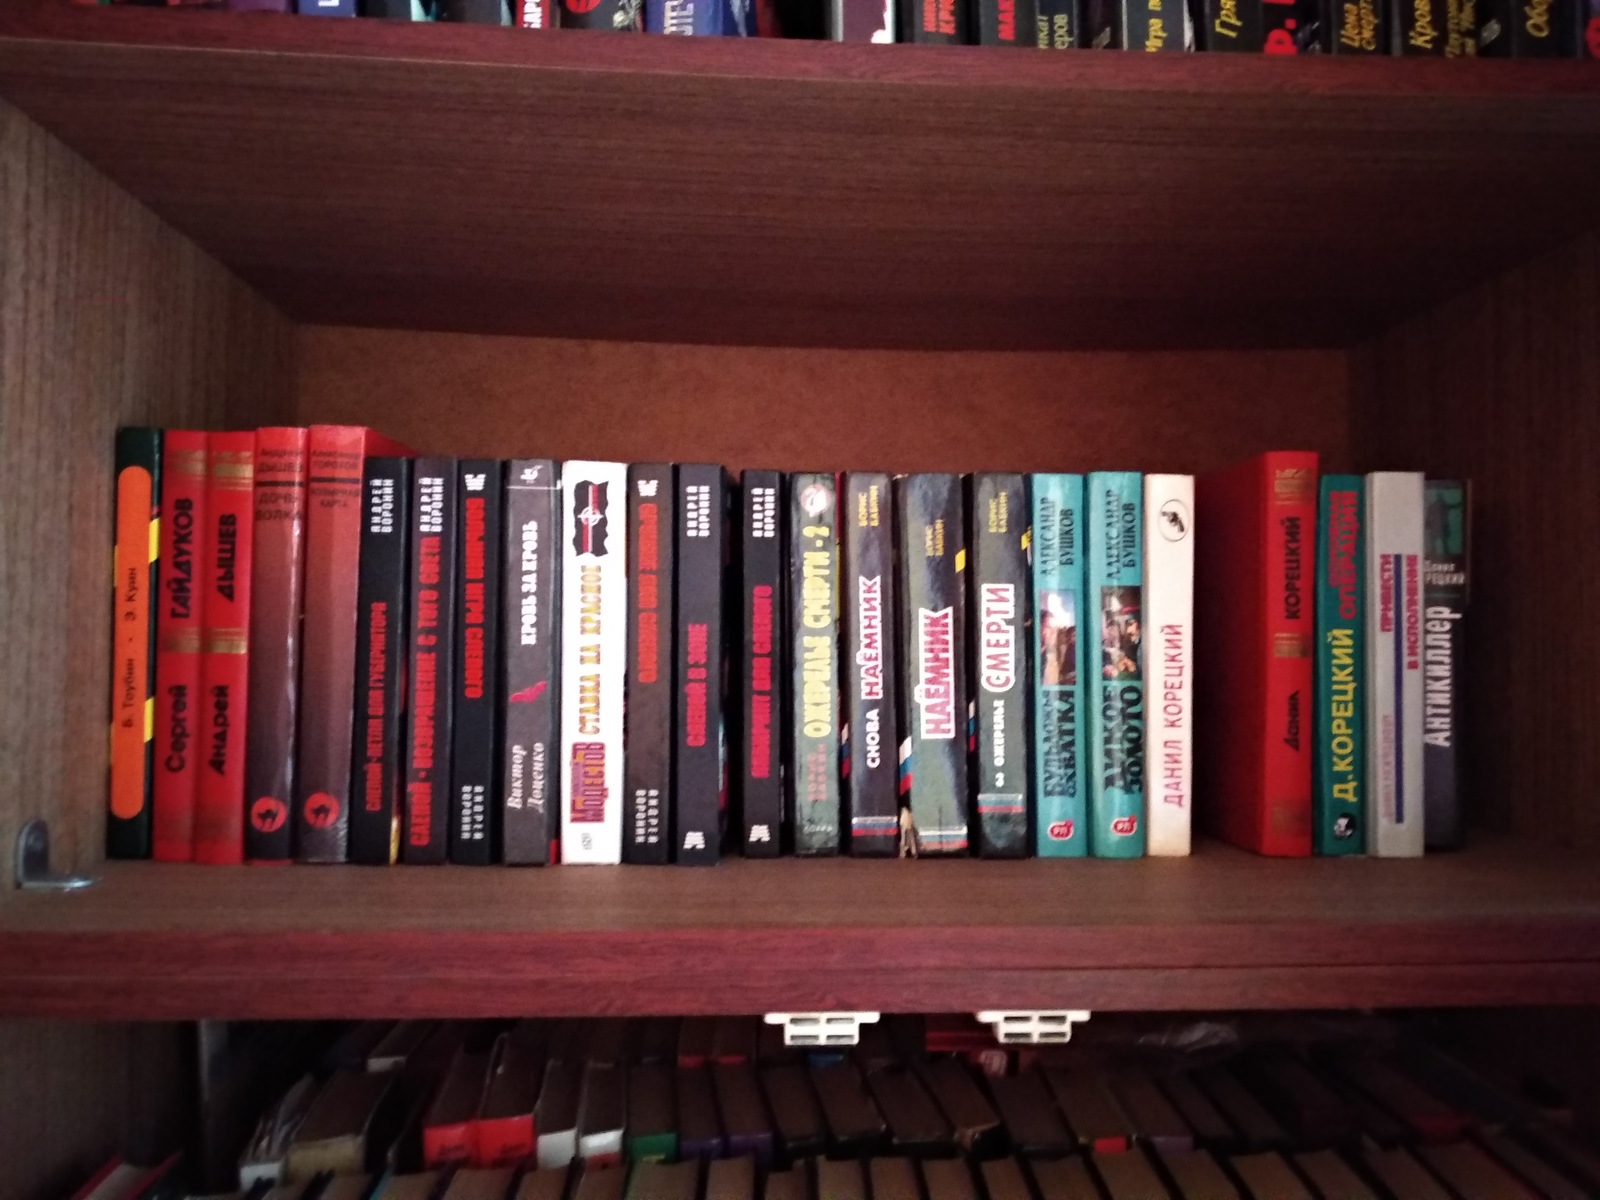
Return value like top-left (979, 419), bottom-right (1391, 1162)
top-left (1142, 474), bottom-right (1195, 857)
top-left (1365, 472), bottom-right (1426, 857)
top-left (561, 461), bottom-right (629, 864)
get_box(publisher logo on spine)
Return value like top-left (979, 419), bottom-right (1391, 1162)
top-left (914, 606), bottom-right (956, 739)
top-left (1110, 815), bottom-right (1138, 836)
top-left (1157, 499), bottom-right (1189, 542)
top-left (572, 481), bottom-right (610, 556)
top-left (800, 482), bottom-right (830, 519)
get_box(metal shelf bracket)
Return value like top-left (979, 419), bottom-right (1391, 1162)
top-left (764, 1011), bottom-right (881, 1047)
top-left (14, 819), bottom-right (96, 891)
top-left (975, 1009), bottom-right (1092, 1044)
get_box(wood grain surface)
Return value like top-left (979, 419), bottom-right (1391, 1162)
top-left (2, 4), bottom-right (1598, 349)
top-left (0, 97), bottom-right (294, 889)
top-left (3, 838), bottom-right (1600, 1017)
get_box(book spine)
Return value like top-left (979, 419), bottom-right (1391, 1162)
top-left (829, 0), bottom-right (896, 39)
top-left (895, 474), bottom-right (970, 856)
top-left (789, 473), bottom-right (842, 857)
top-left (1086, 472), bottom-right (1145, 859)
top-left (152, 431), bottom-right (207, 862)
top-left (978, 0), bottom-right (1039, 41)
top-left (1423, 480), bottom-right (1469, 851)
top-left (559, 0), bottom-right (642, 28)
top-left (740, 472), bottom-right (785, 856)
top-left (502, 461), bottom-right (562, 866)
top-left (1262, 0), bottom-right (1307, 46)
top-left (404, 458), bottom-right (460, 864)
top-left (1365, 472), bottom-right (1425, 858)
top-left (1122, 0), bottom-right (1185, 46)
top-left (676, 465), bottom-right (728, 865)
top-left (1586, 0), bottom-right (1598, 55)
top-left (1189, 0), bottom-right (1263, 46)
top-left (1394, 0), bottom-right (1448, 49)
top-left (1321, 0), bottom-right (1384, 47)
top-left (1034, 0), bottom-right (1082, 41)
top-left (349, 458), bottom-right (412, 866)
top-left (1031, 475), bottom-right (1088, 858)
top-left (295, 426), bottom-right (371, 863)
top-left (842, 473), bottom-right (900, 856)
top-left (1480, 0), bottom-right (1572, 51)
top-left (244, 427), bottom-right (308, 862)
top-left (1142, 474), bottom-right (1194, 858)
top-left (441, 0), bottom-right (511, 16)
top-left (969, 474), bottom-right (1031, 859)
top-left (646, 0), bottom-right (731, 32)
top-left (296, 0), bottom-right (358, 12)
top-left (517, 0), bottom-right (556, 23)
top-left (901, 0), bottom-right (967, 40)
top-left (109, 427), bottom-right (162, 859)
top-left (1314, 475), bottom-right (1365, 855)
top-left (625, 464), bottom-right (675, 865)
top-left (561, 462), bottom-right (629, 864)
top-left (193, 433), bottom-right (255, 865)
top-left (1258, 456), bottom-right (1317, 856)
top-left (450, 461), bottom-right (504, 865)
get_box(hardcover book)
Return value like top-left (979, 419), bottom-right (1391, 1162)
top-left (296, 425), bottom-right (409, 863)
top-left (561, 462), bottom-right (629, 864)
top-left (894, 473), bottom-right (970, 856)
top-left (245, 427), bottom-right (309, 863)
top-left (502, 461), bottom-right (562, 866)
top-left (152, 430), bottom-right (207, 863)
top-left (1588, 0), bottom-right (1599, 55)
top-left (625, 464), bottom-right (674, 865)
top-left (1366, 471), bottom-right (1425, 858)
top-left (1423, 480), bottom-right (1469, 850)
top-left (1189, 0), bottom-right (1262, 47)
top-left (1031, 475), bottom-right (1088, 857)
top-left (1122, 0), bottom-right (1188, 47)
top-left (1035, 0), bottom-right (1082, 39)
top-left (675, 464), bottom-right (729, 865)
top-left (1314, 475), bottom-right (1364, 855)
top-left (404, 458), bottom-right (460, 865)
top-left (788, 472), bottom-right (842, 856)
top-left (559, 0), bottom-right (643, 28)
top-left (1320, 0), bottom-right (1384, 47)
top-left (1086, 471), bottom-right (1146, 858)
top-left (441, 0), bottom-right (512, 16)
top-left (967, 473), bottom-right (1031, 858)
top-left (842, 472), bottom-right (900, 856)
top-left (451, 461), bottom-right (504, 865)
top-left (739, 470), bottom-right (785, 856)
top-left (350, 458), bottom-right (412, 866)
top-left (194, 432), bottom-right (255, 865)
top-left (516, 0), bottom-right (555, 22)
top-left (1261, 0), bottom-right (1307, 46)
top-left (977, 0), bottom-right (1040, 42)
top-left (109, 427), bottom-right (161, 860)
top-left (829, 0), bottom-right (895, 38)
top-left (1196, 452), bottom-right (1318, 857)
top-left (1142, 473), bottom-right (1194, 858)
top-left (1479, 0), bottom-right (1573, 52)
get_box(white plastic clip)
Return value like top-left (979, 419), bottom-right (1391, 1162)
top-left (763, 1012), bottom-right (881, 1047)
top-left (974, 1010), bottom-right (1091, 1045)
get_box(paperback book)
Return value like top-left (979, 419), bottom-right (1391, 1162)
top-left (1031, 474), bottom-right (1088, 858)
top-left (450, 461), bottom-right (504, 865)
top-left (403, 458), bottom-right (459, 864)
top-left (675, 464), bottom-right (729, 865)
top-left (625, 464), bottom-right (674, 865)
top-left (1366, 471), bottom-right (1425, 858)
top-left (1086, 471), bottom-right (1145, 858)
top-left (1142, 473), bottom-right (1194, 858)
top-left (739, 471), bottom-right (784, 856)
top-left (1314, 475), bottom-right (1364, 855)
top-left (788, 472), bottom-right (842, 856)
top-left (1423, 480), bottom-right (1470, 851)
top-left (842, 473), bottom-right (900, 856)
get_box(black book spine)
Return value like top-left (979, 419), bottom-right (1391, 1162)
top-left (968, 474), bottom-right (1032, 859)
top-left (350, 457), bottom-right (412, 866)
top-left (1423, 480), bottom-right (1469, 851)
top-left (895, 474), bottom-right (970, 856)
top-left (402, 458), bottom-right (458, 865)
top-left (1320, 0), bottom-right (1385, 49)
top-left (1121, 0), bottom-right (1186, 45)
top-left (558, 0), bottom-right (642, 27)
top-left (1188, 0), bottom-right (1263, 46)
top-left (626, 464), bottom-right (675, 865)
top-left (788, 473), bottom-right (842, 857)
top-left (977, 0), bottom-right (1040, 41)
top-left (842, 473), bottom-right (900, 857)
top-left (740, 472), bottom-right (785, 857)
top-left (502, 461), bottom-right (562, 866)
top-left (1034, 0), bottom-right (1083, 42)
top-left (675, 465), bottom-right (729, 865)
top-left (109, 427), bottom-right (161, 859)
top-left (1393, 0), bottom-right (1448, 49)
top-left (1480, 0), bottom-right (1573, 51)
top-left (450, 460), bottom-right (504, 865)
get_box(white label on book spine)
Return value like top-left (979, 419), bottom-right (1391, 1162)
top-left (1365, 472), bottom-right (1425, 858)
top-left (561, 461), bottom-right (629, 864)
top-left (1143, 474), bottom-right (1195, 857)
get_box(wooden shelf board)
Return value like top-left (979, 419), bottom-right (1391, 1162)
top-left (2, 4), bottom-right (1599, 350)
top-left (4, 838), bottom-right (1600, 1018)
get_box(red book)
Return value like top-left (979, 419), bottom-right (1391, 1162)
top-left (244, 428), bottom-right (308, 863)
top-left (1195, 451), bottom-right (1318, 856)
top-left (194, 432), bottom-right (256, 864)
top-left (295, 425), bottom-right (410, 863)
top-left (152, 431), bottom-right (208, 862)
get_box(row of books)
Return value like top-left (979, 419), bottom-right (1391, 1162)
top-left (80, 0), bottom-right (1600, 57)
top-left (106, 429), bottom-right (1467, 866)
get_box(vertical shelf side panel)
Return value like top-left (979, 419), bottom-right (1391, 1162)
top-left (0, 98), bottom-right (295, 886)
top-left (1352, 233), bottom-right (1600, 845)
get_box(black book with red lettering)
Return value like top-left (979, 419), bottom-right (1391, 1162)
top-left (739, 471), bottom-right (785, 858)
top-left (675, 464), bottom-right (730, 866)
top-left (350, 457), bottom-right (411, 866)
top-left (450, 460), bottom-right (504, 865)
top-left (403, 457), bottom-right (459, 864)
top-left (1188, 0), bottom-right (1263, 47)
top-left (626, 464), bottom-right (675, 865)
top-left (842, 473), bottom-right (900, 856)
top-left (978, 0), bottom-right (1040, 41)
top-left (901, 0), bottom-right (968, 40)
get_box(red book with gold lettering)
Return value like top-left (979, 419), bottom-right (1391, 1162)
top-left (193, 433), bottom-right (255, 864)
top-left (404, 457), bottom-right (459, 864)
top-left (295, 425), bottom-right (411, 863)
top-left (1195, 451), bottom-right (1318, 856)
top-left (152, 431), bottom-right (207, 863)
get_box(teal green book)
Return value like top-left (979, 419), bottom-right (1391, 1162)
top-left (1086, 472), bottom-right (1145, 858)
top-left (1314, 475), bottom-right (1365, 854)
top-left (1030, 475), bottom-right (1088, 857)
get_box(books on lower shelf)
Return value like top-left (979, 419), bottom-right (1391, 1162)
top-left (111, 432), bottom-right (1472, 864)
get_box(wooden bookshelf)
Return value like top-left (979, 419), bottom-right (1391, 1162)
top-left (3, 838), bottom-right (1600, 1020)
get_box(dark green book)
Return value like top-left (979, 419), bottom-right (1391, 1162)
top-left (788, 473), bottom-right (841, 856)
top-left (1314, 475), bottom-right (1365, 855)
top-left (109, 427), bottom-right (162, 859)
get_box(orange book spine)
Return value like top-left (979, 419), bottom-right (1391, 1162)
top-left (151, 431), bottom-right (208, 862)
top-left (194, 433), bottom-right (256, 865)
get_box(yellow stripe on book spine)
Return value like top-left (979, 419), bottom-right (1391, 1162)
top-left (149, 517), bottom-right (160, 563)
top-left (145, 696), bottom-right (154, 741)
